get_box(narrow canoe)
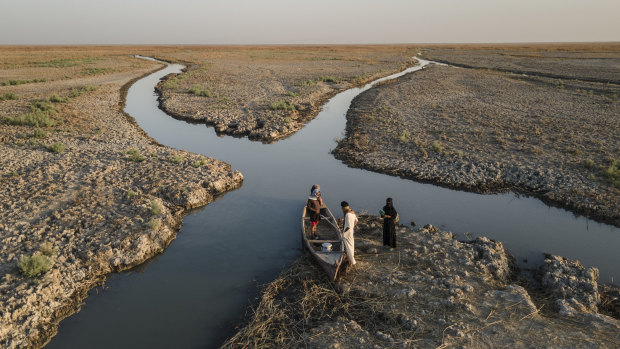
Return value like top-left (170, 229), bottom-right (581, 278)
top-left (301, 205), bottom-right (345, 281)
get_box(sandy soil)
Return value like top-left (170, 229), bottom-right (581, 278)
top-left (150, 45), bottom-right (420, 142)
top-left (0, 47), bottom-right (243, 348)
top-left (224, 215), bottom-right (620, 348)
top-left (334, 47), bottom-right (620, 226)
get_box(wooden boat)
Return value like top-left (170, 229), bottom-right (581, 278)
top-left (301, 205), bottom-right (345, 281)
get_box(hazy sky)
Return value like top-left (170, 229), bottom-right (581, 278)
top-left (1, 0), bottom-right (619, 44)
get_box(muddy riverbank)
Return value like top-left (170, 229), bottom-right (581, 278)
top-left (152, 46), bottom-right (419, 142)
top-left (333, 52), bottom-right (620, 227)
top-left (224, 215), bottom-right (620, 348)
top-left (0, 50), bottom-right (243, 348)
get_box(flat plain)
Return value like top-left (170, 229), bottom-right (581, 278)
top-left (1, 44), bottom-right (619, 348)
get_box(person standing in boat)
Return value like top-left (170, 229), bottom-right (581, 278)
top-left (381, 197), bottom-right (398, 251)
top-left (307, 188), bottom-right (322, 239)
top-left (311, 184), bottom-right (324, 208)
top-left (341, 201), bottom-right (358, 266)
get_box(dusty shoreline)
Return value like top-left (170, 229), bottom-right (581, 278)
top-left (223, 215), bottom-right (620, 348)
top-left (333, 49), bottom-right (619, 227)
top-left (0, 48), bottom-right (243, 348)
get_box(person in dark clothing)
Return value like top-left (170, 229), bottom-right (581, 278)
top-left (381, 198), bottom-right (397, 250)
top-left (310, 184), bottom-right (324, 207)
top-left (307, 188), bottom-right (321, 238)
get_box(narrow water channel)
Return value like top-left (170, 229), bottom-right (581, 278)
top-left (46, 58), bottom-right (620, 348)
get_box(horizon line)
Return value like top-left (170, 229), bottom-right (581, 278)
top-left (1, 40), bottom-right (619, 47)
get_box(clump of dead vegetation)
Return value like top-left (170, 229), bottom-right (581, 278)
top-left (222, 254), bottom-right (413, 348)
top-left (222, 256), bottom-right (346, 348)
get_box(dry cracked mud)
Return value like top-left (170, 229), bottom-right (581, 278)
top-left (224, 215), bottom-right (620, 348)
top-left (152, 45), bottom-right (420, 142)
top-left (334, 45), bottom-right (620, 227)
top-left (0, 47), bottom-right (243, 348)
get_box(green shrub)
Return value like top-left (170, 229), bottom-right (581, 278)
top-left (285, 90), bottom-right (299, 97)
top-left (127, 148), bottom-right (146, 162)
top-left (150, 201), bottom-right (162, 215)
top-left (4, 110), bottom-right (57, 127)
top-left (188, 85), bottom-right (212, 97)
top-left (1, 79), bottom-right (28, 86)
top-left (127, 189), bottom-right (137, 199)
top-left (0, 79), bottom-right (45, 86)
top-left (39, 242), bottom-right (55, 257)
top-left (32, 57), bottom-right (98, 68)
top-left (69, 85), bottom-right (98, 98)
top-left (318, 76), bottom-right (338, 83)
top-left (30, 100), bottom-right (56, 113)
top-left (583, 159), bottom-right (595, 169)
top-left (164, 80), bottom-right (178, 90)
top-left (84, 67), bottom-right (114, 75)
top-left (399, 130), bottom-right (410, 143)
top-left (18, 254), bottom-right (52, 277)
top-left (0, 93), bottom-right (18, 101)
top-left (32, 128), bottom-right (48, 138)
top-left (35, 58), bottom-right (80, 67)
top-left (170, 154), bottom-right (184, 164)
top-left (269, 100), bottom-right (296, 111)
top-left (48, 94), bottom-right (68, 103)
top-left (191, 157), bottom-right (207, 168)
top-left (604, 160), bottom-right (620, 187)
top-left (351, 75), bottom-right (364, 83)
top-left (27, 138), bottom-right (43, 148)
top-left (148, 218), bottom-right (161, 230)
top-left (47, 142), bottom-right (65, 153)
top-left (432, 141), bottom-right (443, 153)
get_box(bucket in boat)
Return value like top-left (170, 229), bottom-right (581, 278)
top-left (322, 243), bottom-right (332, 252)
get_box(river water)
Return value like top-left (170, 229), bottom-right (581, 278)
top-left (46, 58), bottom-right (620, 348)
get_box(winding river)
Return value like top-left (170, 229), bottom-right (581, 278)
top-left (46, 58), bottom-right (620, 348)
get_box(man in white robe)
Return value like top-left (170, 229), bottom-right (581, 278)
top-left (341, 201), bottom-right (358, 266)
